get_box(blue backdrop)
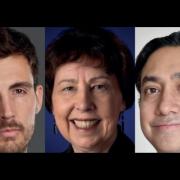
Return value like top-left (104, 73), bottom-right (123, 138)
top-left (45, 27), bottom-right (135, 152)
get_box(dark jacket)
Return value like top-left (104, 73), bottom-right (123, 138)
top-left (64, 125), bottom-right (134, 153)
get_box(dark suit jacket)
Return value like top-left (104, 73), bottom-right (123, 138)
top-left (64, 125), bottom-right (134, 153)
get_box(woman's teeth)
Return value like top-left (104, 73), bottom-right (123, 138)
top-left (73, 119), bottom-right (99, 129)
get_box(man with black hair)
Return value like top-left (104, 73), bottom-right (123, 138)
top-left (136, 31), bottom-right (180, 152)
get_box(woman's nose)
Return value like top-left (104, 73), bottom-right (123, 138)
top-left (75, 89), bottom-right (95, 112)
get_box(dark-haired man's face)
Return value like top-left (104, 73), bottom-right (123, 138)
top-left (0, 55), bottom-right (43, 152)
top-left (140, 46), bottom-right (180, 152)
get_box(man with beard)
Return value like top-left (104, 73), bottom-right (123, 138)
top-left (136, 31), bottom-right (180, 152)
top-left (0, 27), bottom-right (43, 152)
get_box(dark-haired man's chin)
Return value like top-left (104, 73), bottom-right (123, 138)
top-left (155, 146), bottom-right (180, 153)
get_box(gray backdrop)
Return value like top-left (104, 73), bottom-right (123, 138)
top-left (12, 27), bottom-right (45, 152)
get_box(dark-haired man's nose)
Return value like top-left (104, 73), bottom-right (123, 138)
top-left (155, 89), bottom-right (180, 116)
top-left (0, 94), bottom-right (15, 120)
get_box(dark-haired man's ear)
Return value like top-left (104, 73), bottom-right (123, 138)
top-left (138, 98), bottom-right (141, 106)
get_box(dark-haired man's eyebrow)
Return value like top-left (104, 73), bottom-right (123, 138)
top-left (141, 76), bottom-right (161, 86)
top-left (171, 72), bottom-right (180, 80)
top-left (9, 82), bottom-right (33, 90)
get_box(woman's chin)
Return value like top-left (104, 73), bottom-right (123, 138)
top-left (71, 137), bottom-right (101, 153)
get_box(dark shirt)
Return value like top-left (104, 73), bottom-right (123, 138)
top-left (64, 125), bottom-right (134, 153)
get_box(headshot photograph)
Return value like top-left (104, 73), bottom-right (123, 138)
top-left (0, 27), bottom-right (44, 153)
top-left (45, 27), bottom-right (135, 153)
top-left (135, 27), bottom-right (180, 153)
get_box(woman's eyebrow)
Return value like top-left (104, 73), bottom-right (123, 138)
top-left (89, 76), bottom-right (110, 83)
top-left (57, 79), bottom-right (77, 86)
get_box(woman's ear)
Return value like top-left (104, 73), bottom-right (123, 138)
top-left (120, 100), bottom-right (126, 112)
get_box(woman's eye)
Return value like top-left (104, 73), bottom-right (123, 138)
top-left (62, 86), bottom-right (75, 92)
top-left (92, 84), bottom-right (108, 91)
top-left (144, 88), bottom-right (159, 95)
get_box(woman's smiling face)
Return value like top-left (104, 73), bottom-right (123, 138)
top-left (52, 57), bottom-right (125, 153)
